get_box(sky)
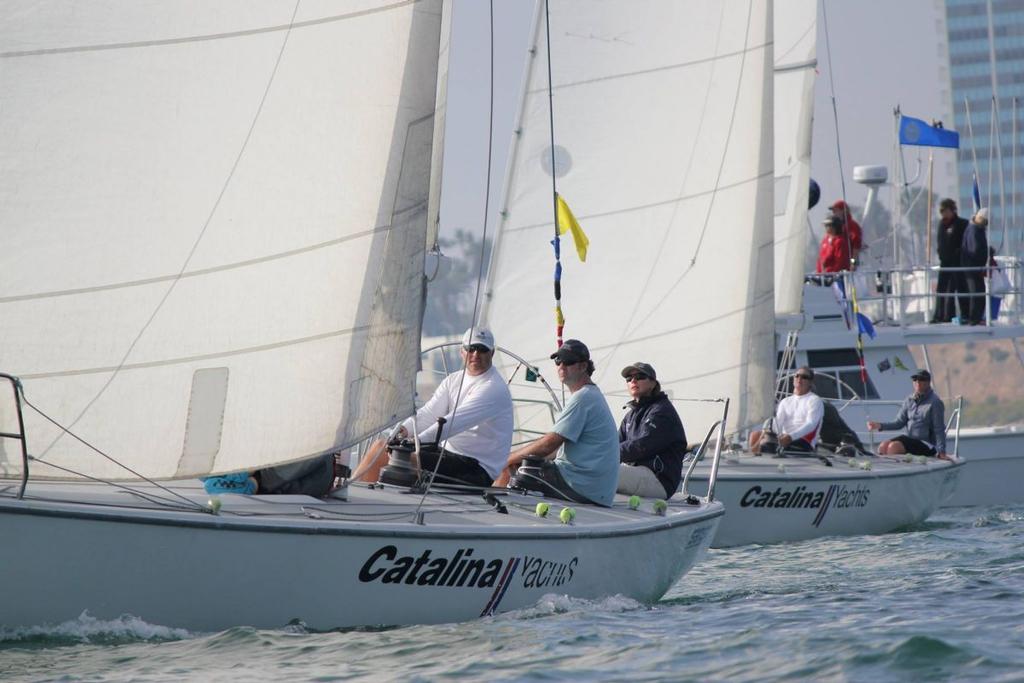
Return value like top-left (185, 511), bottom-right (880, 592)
top-left (437, 0), bottom-right (955, 246)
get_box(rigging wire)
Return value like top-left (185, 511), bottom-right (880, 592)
top-left (623, 2), bottom-right (760, 339)
top-left (821, 0), bottom-right (870, 397)
top-left (17, 395), bottom-right (205, 511)
top-left (543, 0), bottom-right (565, 350)
top-left (415, 0), bottom-right (498, 513)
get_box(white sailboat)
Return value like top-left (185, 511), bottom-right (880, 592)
top-left (482, 0), bottom-right (961, 548)
top-left (777, 282), bottom-right (1024, 509)
top-left (0, 0), bottom-right (724, 631)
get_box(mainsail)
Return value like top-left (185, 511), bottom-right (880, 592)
top-left (773, 0), bottom-right (818, 314)
top-left (0, 0), bottom-right (448, 479)
top-left (483, 0), bottom-right (775, 434)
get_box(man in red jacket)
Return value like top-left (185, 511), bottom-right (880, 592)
top-left (817, 215), bottom-right (850, 273)
top-left (830, 199), bottom-right (862, 267)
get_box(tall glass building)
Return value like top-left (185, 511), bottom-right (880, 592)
top-left (944, 0), bottom-right (1024, 253)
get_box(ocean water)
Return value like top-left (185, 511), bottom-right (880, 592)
top-left (2, 505), bottom-right (1022, 682)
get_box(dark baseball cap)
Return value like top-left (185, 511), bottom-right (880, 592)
top-left (620, 362), bottom-right (657, 380)
top-left (550, 339), bottom-right (590, 363)
top-left (911, 369), bottom-right (932, 381)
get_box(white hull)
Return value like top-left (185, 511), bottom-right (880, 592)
top-left (0, 481), bottom-right (722, 631)
top-left (942, 427), bottom-right (1024, 506)
top-left (682, 454), bottom-right (960, 547)
top-left (843, 426), bottom-right (1024, 508)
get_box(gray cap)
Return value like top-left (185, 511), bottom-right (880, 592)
top-left (620, 362), bottom-right (657, 380)
top-left (550, 339), bottom-right (590, 363)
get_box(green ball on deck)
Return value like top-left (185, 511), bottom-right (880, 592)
top-left (207, 497), bottom-right (222, 514)
top-left (628, 495), bottom-right (641, 510)
top-left (652, 499), bottom-right (668, 516)
top-left (535, 502), bottom-right (550, 517)
top-left (559, 507), bottom-right (576, 524)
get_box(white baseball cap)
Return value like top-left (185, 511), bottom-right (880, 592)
top-left (462, 327), bottom-right (495, 350)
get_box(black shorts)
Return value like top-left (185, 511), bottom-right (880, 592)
top-left (419, 448), bottom-right (494, 488)
top-left (890, 435), bottom-right (937, 457)
top-left (785, 439), bottom-right (815, 453)
top-left (509, 460), bottom-right (595, 505)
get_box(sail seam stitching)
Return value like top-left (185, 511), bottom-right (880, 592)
top-left (525, 40), bottom-right (770, 93)
top-left (0, 0), bottom-right (420, 58)
top-left (501, 168), bottom-right (773, 234)
top-left (18, 326), bottom-right (371, 380)
top-left (0, 225), bottom-right (395, 304)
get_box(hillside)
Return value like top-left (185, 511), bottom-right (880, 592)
top-left (910, 339), bottom-right (1024, 427)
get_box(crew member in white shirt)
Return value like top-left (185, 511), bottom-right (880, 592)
top-left (749, 367), bottom-right (824, 453)
top-left (353, 327), bottom-right (513, 487)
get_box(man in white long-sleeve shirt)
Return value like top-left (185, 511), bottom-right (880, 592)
top-left (750, 367), bottom-right (824, 454)
top-left (354, 327), bottom-right (513, 487)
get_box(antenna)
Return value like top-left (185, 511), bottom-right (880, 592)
top-left (853, 165), bottom-right (889, 227)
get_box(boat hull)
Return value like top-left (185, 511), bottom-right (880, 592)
top-left (0, 483), bottom-right (722, 631)
top-left (683, 455), bottom-right (960, 547)
top-left (942, 428), bottom-right (1024, 506)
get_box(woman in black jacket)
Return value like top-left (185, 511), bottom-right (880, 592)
top-left (617, 362), bottom-right (687, 499)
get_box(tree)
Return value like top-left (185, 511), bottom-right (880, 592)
top-left (422, 229), bottom-right (492, 336)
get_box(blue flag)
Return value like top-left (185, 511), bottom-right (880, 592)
top-left (899, 116), bottom-right (959, 149)
top-left (856, 312), bottom-right (877, 340)
top-left (972, 172), bottom-right (981, 213)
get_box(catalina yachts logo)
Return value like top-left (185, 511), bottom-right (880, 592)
top-left (740, 484), bottom-right (870, 527)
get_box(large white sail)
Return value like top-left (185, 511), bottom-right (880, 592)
top-left (773, 0), bottom-right (817, 314)
top-left (483, 0), bottom-right (774, 434)
top-left (0, 0), bottom-right (447, 480)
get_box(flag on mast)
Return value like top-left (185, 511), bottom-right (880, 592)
top-left (899, 115), bottom-right (960, 149)
top-left (556, 194), bottom-right (590, 262)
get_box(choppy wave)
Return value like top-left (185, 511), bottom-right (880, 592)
top-left (0, 612), bottom-right (193, 646)
top-left (495, 593), bottom-right (646, 621)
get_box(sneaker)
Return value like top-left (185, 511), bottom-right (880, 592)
top-left (202, 472), bottom-right (256, 495)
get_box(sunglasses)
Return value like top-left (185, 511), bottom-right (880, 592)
top-left (553, 358), bottom-right (582, 366)
top-left (626, 374), bottom-right (649, 383)
top-left (794, 374), bottom-right (813, 381)
top-left (463, 344), bottom-right (492, 354)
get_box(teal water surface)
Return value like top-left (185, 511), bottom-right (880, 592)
top-left (2, 505), bottom-right (1022, 682)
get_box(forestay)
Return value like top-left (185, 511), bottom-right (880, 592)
top-left (482, 0), bottom-right (775, 434)
top-left (0, 0), bottom-right (448, 480)
top-left (773, 0), bottom-right (818, 314)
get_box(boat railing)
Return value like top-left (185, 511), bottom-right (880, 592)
top-left (417, 340), bottom-right (564, 455)
top-left (804, 255), bottom-right (1022, 327)
top-left (948, 396), bottom-right (963, 460)
top-left (0, 373), bottom-right (29, 499)
top-left (680, 398), bottom-right (729, 502)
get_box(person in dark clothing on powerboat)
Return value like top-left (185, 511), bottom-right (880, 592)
top-left (932, 198), bottom-right (970, 323)
top-left (961, 207), bottom-right (990, 325)
top-left (617, 362), bottom-right (687, 500)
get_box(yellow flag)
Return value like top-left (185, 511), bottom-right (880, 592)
top-left (556, 194), bottom-right (589, 262)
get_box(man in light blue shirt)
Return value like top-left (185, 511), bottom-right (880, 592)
top-left (505, 339), bottom-right (619, 506)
